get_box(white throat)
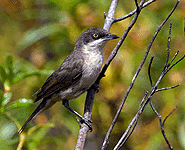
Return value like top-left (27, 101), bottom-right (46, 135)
top-left (82, 39), bottom-right (106, 67)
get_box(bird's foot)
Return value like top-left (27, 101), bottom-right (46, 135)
top-left (92, 83), bottom-right (99, 93)
top-left (77, 117), bottom-right (93, 132)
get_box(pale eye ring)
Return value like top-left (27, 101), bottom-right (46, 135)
top-left (93, 33), bottom-right (99, 39)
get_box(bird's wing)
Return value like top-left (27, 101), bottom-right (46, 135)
top-left (34, 57), bottom-right (83, 102)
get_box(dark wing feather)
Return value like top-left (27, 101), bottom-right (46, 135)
top-left (34, 57), bottom-right (83, 102)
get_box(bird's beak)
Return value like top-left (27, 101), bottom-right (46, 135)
top-left (106, 33), bottom-right (120, 40)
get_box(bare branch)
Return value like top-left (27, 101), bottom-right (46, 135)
top-left (109, 1), bottom-right (181, 149)
top-left (165, 54), bottom-right (185, 74)
top-left (148, 55), bottom-right (155, 88)
top-left (101, 1), bottom-right (145, 149)
top-left (148, 22), bottom-right (181, 150)
top-left (75, 86), bottom-right (96, 150)
top-left (150, 101), bottom-right (173, 150)
top-left (163, 23), bottom-right (172, 71)
top-left (134, 0), bottom-right (139, 10)
top-left (163, 106), bottom-right (178, 124)
top-left (139, 91), bottom-right (149, 109)
top-left (114, 0), bottom-right (156, 22)
top-left (113, 91), bottom-right (148, 149)
top-left (103, 0), bottom-right (119, 31)
top-left (156, 84), bottom-right (180, 92)
top-left (150, 101), bottom-right (178, 150)
top-left (98, 0), bottom-right (145, 84)
top-left (167, 50), bottom-right (179, 68)
top-left (103, 1), bottom-right (181, 148)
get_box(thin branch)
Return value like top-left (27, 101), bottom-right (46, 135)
top-left (167, 50), bottom-right (179, 68)
top-left (113, 91), bottom-right (148, 150)
top-left (149, 101), bottom-right (178, 150)
top-left (165, 54), bottom-right (185, 74)
top-left (148, 22), bottom-right (181, 150)
top-left (156, 84), bottom-right (180, 92)
top-left (163, 23), bottom-right (172, 71)
top-left (148, 55), bottom-right (155, 88)
top-left (149, 101), bottom-right (173, 150)
top-left (135, 0), bottom-right (139, 10)
top-left (101, 1), bottom-right (145, 149)
top-left (102, 0), bottom-right (180, 149)
top-left (98, 0), bottom-right (145, 84)
top-left (114, 0), bottom-right (156, 22)
top-left (139, 91), bottom-right (149, 109)
top-left (111, 1), bottom-right (181, 149)
top-left (163, 106), bottom-right (178, 124)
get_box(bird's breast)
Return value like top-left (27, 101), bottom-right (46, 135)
top-left (81, 47), bottom-right (104, 88)
top-left (83, 48), bottom-right (104, 73)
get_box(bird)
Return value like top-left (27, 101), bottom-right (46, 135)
top-left (18, 27), bottom-right (119, 134)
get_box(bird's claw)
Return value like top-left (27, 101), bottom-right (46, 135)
top-left (79, 118), bottom-right (93, 132)
top-left (92, 83), bottom-right (99, 93)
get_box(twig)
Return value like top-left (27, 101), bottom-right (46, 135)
top-left (163, 106), bottom-right (178, 124)
top-left (165, 54), bottom-right (185, 74)
top-left (114, 0), bottom-right (156, 22)
top-left (163, 23), bottom-right (172, 71)
top-left (113, 91), bottom-right (148, 150)
top-left (167, 50), bottom-right (179, 68)
top-left (149, 101), bottom-right (173, 150)
top-left (111, 1), bottom-right (181, 149)
top-left (148, 20), bottom-right (183, 149)
top-left (150, 101), bottom-right (178, 149)
top-left (101, 0), bottom-right (146, 149)
top-left (155, 84), bottom-right (180, 92)
top-left (97, 0), bottom-right (145, 84)
top-left (148, 55), bottom-right (155, 88)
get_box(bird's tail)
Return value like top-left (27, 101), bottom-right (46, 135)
top-left (18, 99), bottom-right (56, 134)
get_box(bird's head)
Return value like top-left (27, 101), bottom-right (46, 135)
top-left (75, 27), bottom-right (119, 50)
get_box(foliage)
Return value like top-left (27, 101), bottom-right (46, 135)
top-left (0, 55), bottom-right (55, 149)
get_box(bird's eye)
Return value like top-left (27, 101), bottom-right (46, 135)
top-left (92, 33), bottom-right (99, 39)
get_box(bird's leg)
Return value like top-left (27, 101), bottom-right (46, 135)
top-left (62, 100), bottom-right (92, 131)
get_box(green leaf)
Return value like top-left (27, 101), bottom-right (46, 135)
top-left (17, 23), bottom-right (63, 51)
top-left (0, 122), bottom-right (17, 140)
top-left (6, 56), bottom-right (13, 70)
top-left (0, 90), bottom-right (4, 108)
top-left (6, 56), bottom-right (14, 84)
top-left (27, 124), bottom-right (54, 149)
top-left (13, 72), bottom-right (41, 83)
top-left (12, 70), bottom-right (54, 84)
top-left (2, 92), bottom-right (12, 106)
top-left (0, 66), bottom-right (7, 83)
top-left (39, 70), bottom-right (54, 76)
top-left (5, 98), bottom-right (33, 110)
top-left (0, 138), bottom-right (19, 149)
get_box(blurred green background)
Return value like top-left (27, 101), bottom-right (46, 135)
top-left (0, 0), bottom-right (184, 149)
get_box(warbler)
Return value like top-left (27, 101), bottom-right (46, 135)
top-left (18, 27), bottom-right (119, 134)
